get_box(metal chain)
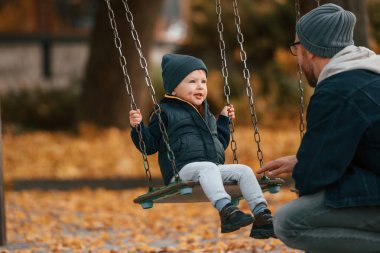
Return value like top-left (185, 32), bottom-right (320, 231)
top-left (120, 0), bottom-right (179, 181)
top-left (231, 0), bottom-right (265, 168)
top-left (297, 64), bottom-right (305, 139)
top-left (105, 0), bottom-right (179, 184)
top-left (294, 0), bottom-right (320, 140)
top-left (215, 0), bottom-right (238, 164)
top-left (104, 0), bottom-right (153, 188)
top-left (295, 0), bottom-right (306, 140)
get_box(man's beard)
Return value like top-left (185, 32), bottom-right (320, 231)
top-left (303, 61), bottom-right (318, 88)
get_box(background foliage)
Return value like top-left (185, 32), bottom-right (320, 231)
top-left (177, 0), bottom-right (299, 124)
top-left (0, 0), bottom-right (379, 130)
top-left (1, 1), bottom-right (380, 252)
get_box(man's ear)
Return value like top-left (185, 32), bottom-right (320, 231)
top-left (306, 50), bottom-right (316, 61)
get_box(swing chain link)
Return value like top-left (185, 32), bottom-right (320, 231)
top-left (232, 0), bottom-right (265, 168)
top-left (120, 0), bottom-right (179, 181)
top-left (295, 0), bottom-right (306, 140)
top-left (295, 0), bottom-right (320, 140)
top-left (215, 0), bottom-right (238, 164)
top-left (297, 64), bottom-right (305, 139)
top-left (104, 0), bottom-right (153, 187)
top-left (105, 0), bottom-right (179, 185)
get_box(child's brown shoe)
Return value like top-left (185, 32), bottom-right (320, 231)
top-left (250, 209), bottom-right (276, 239)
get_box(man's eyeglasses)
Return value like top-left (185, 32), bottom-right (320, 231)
top-left (289, 41), bottom-right (301, 56)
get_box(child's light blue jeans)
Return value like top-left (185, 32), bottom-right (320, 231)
top-left (274, 190), bottom-right (380, 253)
top-left (177, 161), bottom-right (267, 210)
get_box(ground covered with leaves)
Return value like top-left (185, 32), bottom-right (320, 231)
top-left (2, 125), bottom-right (302, 252)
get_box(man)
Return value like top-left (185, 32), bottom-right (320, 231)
top-left (258, 3), bottom-right (380, 253)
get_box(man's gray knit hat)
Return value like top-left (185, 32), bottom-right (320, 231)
top-left (296, 3), bottom-right (356, 58)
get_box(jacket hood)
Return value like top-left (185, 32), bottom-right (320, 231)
top-left (318, 45), bottom-right (380, 84)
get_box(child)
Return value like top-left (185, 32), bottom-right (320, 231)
top-left (129, 53), bottom-right (275, 239)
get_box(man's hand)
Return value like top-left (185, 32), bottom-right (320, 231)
top-left (257, 155), bottom-right (297, 177)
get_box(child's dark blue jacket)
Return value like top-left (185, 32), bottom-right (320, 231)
top-left (293, 69), bottom-right (380, 208)
top-left (131, 94), bottom-right (230, 185)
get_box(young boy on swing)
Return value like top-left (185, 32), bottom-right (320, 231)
top-left (129, 53), bottom-right (275, 239)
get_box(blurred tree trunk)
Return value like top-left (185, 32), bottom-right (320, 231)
top-left (0, 105), bottom-right (5, 246)
top-left (79, 0), bottom-right (164, 129)
top-left (300, 0), bottom-right (369, 47)
top-left (327, 0), bottom-right (369, 47)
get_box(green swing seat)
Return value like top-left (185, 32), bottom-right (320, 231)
top-left (133, 176), bottom-right (285, 209)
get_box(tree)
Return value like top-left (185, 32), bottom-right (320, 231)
top-left (177, 0), bottom-right (296, 121)
top-left (79, 0), bottom-right (164, 129)
top-left (329, 0), bottom-right (369, 47)
top-left (0, 105), bottom-right (5, 246)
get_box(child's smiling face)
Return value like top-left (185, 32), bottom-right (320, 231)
top-left (172, 69), bottom-right (207, 107)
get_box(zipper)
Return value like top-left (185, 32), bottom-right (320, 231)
top-left (164, 94), bottom-right (213, 133)
top-left (164, 94), bottom-right (222, 162)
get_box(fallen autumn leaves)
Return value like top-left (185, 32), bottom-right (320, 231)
top-left (5, 189), bottom-right (301, 252)
top-left (2, 125), bottom-right (302, 252)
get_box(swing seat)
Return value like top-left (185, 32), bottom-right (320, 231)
top-left (133, 177), bottom-right (285, 209)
